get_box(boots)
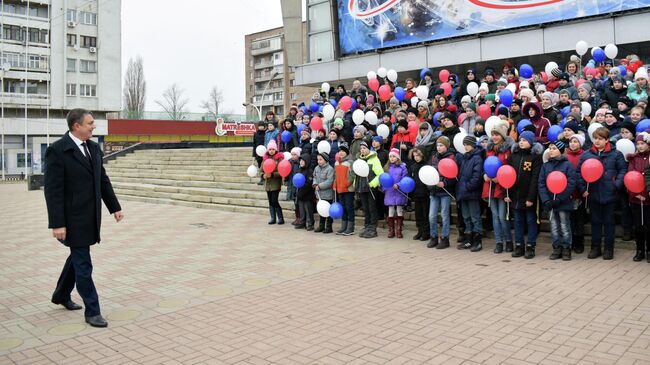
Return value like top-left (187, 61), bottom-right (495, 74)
top-left (470, 233), bottom-right (482, 252)
top-left (427, 236), bottom-right (438, 248)
top-left (387, 217), bottom-right (395, 238)
top-left (573, 235), bottom-right (584, 254)
top-left (420, 231), bottom-right (431, 241)
top-left (494, 242), bottom-right (503, 254)
top-left (457, 228), bottom-right (466, 243)
top-left (437, 237), bottom-right (450, 249)
top-left (524, 244), bottom-right (535, 259)
top-left (336, 221), bottom-right (348, 235)
top-left (633, 229), bottom-right (645, 262)
top-left (257, 176), bottom-right (264, 185)
top-left (343, 220), bottom-right (355, 236)
top-left (562, 247), bottom-right (572, 261)
top-left (276, 208), bottom-right (285, 225)
top-left (314, 217), bottom-right (325, 233)
top-left (413, 228), bottom-right (422, 241)
top-left (588, 243), bottom-right (602, 259)
top-left (512, 242), bottom-right (525, 258)
top-left (623, 228), bottom-right (633, 241)
top-left (268, 207), bottom-right (277, 225)
top-left (364, 225), bottom-right (378, 238)
top-left (549, 247), bottom-right (562, 260)
top-left (291, 209), bottom-right (301, 226)
top-left (395, 217), bottom-right (404, 238)
top-left (323, 218), bottom-right (333, 234)
top-left (457, 232), bottom-right (473, 250)
top-left (505, 241), bottom-right (514, 253)
top-left (603, 246), bottom-right (614, 260)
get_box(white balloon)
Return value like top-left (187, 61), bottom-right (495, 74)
top-left (365, 111), bottom-right (378, 125)
top-left (353, 159), bottom-right (369, 177)
top-left (506, 83), bottom-right (517, 94)
top-left (376, 124), bottom-right (390, 139)
top-left (316, 200), bottom-right (331, 217)
top-left (283, 152), bottom-right (291, 160)
top-left (591, 46), bottom-right (602, 57)
top-left (415, 85), bottom-right (429, 100)
top-left (322, 104), bottom-right (335, 121)
top-left (576, 40), bottom-right (589, 56)
top-left (411, 96), bottom-right (419, 108)
top-left (255, 145), bottom-right (267, 157)
top-left (454, 132), bottom-right (468, 154)
top-left (367, 71), bottom-right (377, 80)
top-left (418, 165), bottom-right (440, 186)
top-left (321, 82), bottom-right (330, 93)
top-left (545, 62), bottom-right (559, 76)
top-left (459, 127), bottom-right (467, 135)
top-left (466, 82), bottom-right (479, 97)
top-left (377, 67), bottom-right (387, 78)
top-left (317, 140), bottom-right (331, 154)
top-left (616, 139), bottom-right (635, 161)
top-left (588, 123), bottom-right (603, 142)
top-left (570, 55), bottom-right (580, 63)
top-left (542, 149), bottom-right (550, 163)
top-left (605, 44), bottom-right (618, 59)
top-left (247, 164), bottom-right (258, 178)
top-left (581, 102), bottom-right (592, 117)
top-left (387, 69), bottom-right (398, 83)
top-left (485, 116), bottom-right (500, 136)
top-left (352, 109), bottom-right (365, 125)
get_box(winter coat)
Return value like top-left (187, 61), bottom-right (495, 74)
top-left (296, 154), bottom-right (314, 201)
top-left (508, 143), bottom-right (543, 209)
top-left (391, 131), bottom-right (414, 163)
top-left (429, 150), bottom-right (457, 198)
top-left (576, 143), bottom-right (627, 204)
top-left (279, 128), bottom-right (299, 152)
top-left (602, 86), bottom-right (627, 108)
top-left (627, 150), bottom-right (650, 205)
top-left (262, 152), bottom-right (284, 192)
top-left (409, 159), bottom-right (429, 199)
top-left (310, 136), bottom-right (326, 169)
top-left (334, 154), bottom-right (355, 193)
top-left (383, 162), bottom-right (408, 206)
top-left (557, 82), bottom-right (578, 100)
top-left (545, 78), bottom-right (560, 93)
top-left (482, 137), bottom-right (514, 200)
top-left (264, 129), bottom-right (280, 148)
top-left (460, 115), bottom-right (484, 136)
top-left (354, 150), bottom-right (384, 193)
top-left (253, 130), bottom-right (265, 158)
top-left (566, 147), bottom-right (585, 200)
top-left (312, 162), bottom-right (335, 201)
top-left (328, 139), bottom-right (340, 167)
top-left (543, 106), bottom-right (560, 125)
top-left (538, 156), bottom-right (576, 211)
top-left (627, 84), bottom-right (649, 102)
top-left (349, 137), bottom-right (364, 160)
top-left (375, 148), bottom-right (389, 167)
top-left (523, 102), bottom-right (551, 145)
top-left (455, 147), bottom-right (484, 202)
top-left (298, 138), bottom-right (312, 159)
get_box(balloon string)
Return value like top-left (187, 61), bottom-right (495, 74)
top-left (442, 187), bottom-right (454, 200)
top-left (585, 182), bottom-right (589, 210)
top-left (316, 190), bottom-right (321, 201)
top-left (642, 204), bottom-right (644, 227)
top-left (506, 190), bottom-right (509, 221)
top-left (367, 177), bottom-right (376, 201)
top-left (488, 181), bottom-right (492, 208)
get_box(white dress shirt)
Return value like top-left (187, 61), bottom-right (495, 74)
top-left (68, 133), bottom-right (90, 158)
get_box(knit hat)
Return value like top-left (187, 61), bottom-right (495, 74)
top-left (407, 107), bottom-right (418, 115)
top-left (354, 125), bottom-right (367, 134)
top-left (478, 135), bottom-right (489, 146)
top-left (318, 128), bottom-right (327, 136)
top-left (319, 152), bottom-right (330, 162)
top-left (570, 134), bottom-right (585, 147)
top-left (333, 118), bottom-right (344, 127)
top-left (595, 108), bottom-right (609, 116)
top-left (330, 128), bottom-right (341, 138)
top-left (299, 153), bottom-right (311, 167)
top-left (389, 97), bottom-right (399, 104)
top-left (620, 121), bottom-right (636, 137)
top-left (396, 109), bottom-right (407, 118)
top-left (537, 84), bottom-right (547, 93)
top-left (578, 82), bottom-right (592, 93)
top-left (550, 140), bottom-right (566, 154)
top-left (636, 132), bottom-right (650, 144)
top-left (567, 112), bottom-right (582, 124)
top-left (519, 131), bottom-right (535, 147)
top-left (466, 102), bottom-right (477, 112)
top-left (551, 68), bottom-right (562, 78)
top-left (389, 148), bottom-right (400, 159)
top-left (558, 72), bottom-right (570, 82)
top-left (267, 140), bottom-right (278, 151)
top-left (397, 119), bottom-right (409, 130)
top-left (618, 96), bottom-right (633, 108)
top-left (338, 142), bottom-right (350, 154)
top-left (290, 147), bottom-right (302, 155)
top-left (521, 123), bottom-right (536, 133)
top-left (563, 120), bottom-right (580, 134)
top-left (491, 120), bottom-right (509, 140)
top-left (635, 68), bottom-right (648, 80)
top-left (440, 112), bottom-right (453, 122)
top-left (463, 135), bottom-right (477, 146)
top-left (417, 100), bottom-right (429, 109)
top-left (461, 95), bottom-right (472, 104)
top-left (359, 141), bottom-right (369, 151)
top-left (475, 118), bottom-right (485, 127)
top-left (497, 79), bottom-right (508, 87)
top-left (486, 94), bottom-right (496, 102)
top-left (372, 135), bottom-right (384, 144)
top-left (497, 105), bottom-right (509, 118)
top-left (479, 83), bottom-right (489, 92)
top-left (520, 89), bottom-right (535, 100)
top-left (436, 135), bottom-right (451, 149)
top-left (301, 127), bottom-right (312, 135)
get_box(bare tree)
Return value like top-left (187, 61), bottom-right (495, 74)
top-left (156, 83), bottom-right (189, 120)
top-left (123, 56), bottom-right (146, 119)
top-left (201, 86), bottom-right (224, 119)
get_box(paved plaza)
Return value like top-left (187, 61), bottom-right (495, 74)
top-left (1, 183), bottom-right (649, 364)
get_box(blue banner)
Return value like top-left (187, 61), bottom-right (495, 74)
top-left (337, 0), bottom-right (650, 55)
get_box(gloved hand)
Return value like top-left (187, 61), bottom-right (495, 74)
top-left (543, 201), bottom-right (553, 213)
top-left (551, 199), bottom-right (561, 208)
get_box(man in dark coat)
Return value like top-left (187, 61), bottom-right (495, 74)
top-left (44, 108), bottom-right (124, 328)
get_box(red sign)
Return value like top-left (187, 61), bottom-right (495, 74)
top-left (215, 118), bottom-right (256, 136)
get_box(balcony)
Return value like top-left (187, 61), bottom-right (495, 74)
top-left (0, 92), bottom-right (49, 106)
top-left (251, 44), bottom-right (282, 56)
top-left (254, 62), bottom-right (274, 70)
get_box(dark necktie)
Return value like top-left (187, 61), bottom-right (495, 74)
top-left (81, 142), bottom-right (93, 165)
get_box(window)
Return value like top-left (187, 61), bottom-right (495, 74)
top-left (28, 55), bottom-right (45, 69)
top-left (17, 153), bottom-right (32, 168)
top-left (309, 32), bottom-right (333, 62)
top-left (67, 34), bottom-right (77, 46)
top-left (2, 24), bottom-right (24, 42)
top-left (80, 60), bottom-right (96, 73)
top-left (29, 5), bottom-right (48, 18)
top-left (79, 84), bottom-right (96, 97)
top-left (66, 9), bottom-right (77, 22)
top-left (28, 28), bottom-right (48, 44)
top-left (2, 52), bottom-right (24, 68)
top-left (66, 84), bottom-right (76, 96)
top-left (290, 93), bottom-right (297, 100)
top-left (79, 11), bottom-right (97, 25)
top-left (252, 40), bottom-right (270, 50)
top-left (80, 36), bottom-right (96, 48)
top-left (67, 58), bottom-right (76, 72)
top-left (290, 79), bottom-right (295, 86)
top-left (275, 92), bottom-right (284, 101)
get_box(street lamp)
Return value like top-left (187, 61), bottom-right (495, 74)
top-left (242, 102), bottom-right (261, 121)
top-left (0, 62), bottom-right (9, 181)
top-left (258, 71), bottom-right (279, 120)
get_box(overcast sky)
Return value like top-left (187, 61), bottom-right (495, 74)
top-left (121, 0), bottom-right (286, 115)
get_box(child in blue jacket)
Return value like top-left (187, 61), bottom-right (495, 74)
top-left (455, 135), bottom-right (484, 252)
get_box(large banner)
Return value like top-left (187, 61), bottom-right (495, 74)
top-left (337, 0), bottom-right (650, 55)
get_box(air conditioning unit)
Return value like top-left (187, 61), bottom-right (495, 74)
top-left (89, 47), bottom-right (97, 53)
top-left (67, 21), bottom-right (76, 28)
top-left (73, 44), bottom-right (80, 51)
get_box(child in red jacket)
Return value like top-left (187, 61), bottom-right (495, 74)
top-left (627, 132), bottom-right (650, 262)
top-left (566, 134), bottom-right (586, 253)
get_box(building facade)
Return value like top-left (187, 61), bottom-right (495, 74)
top-left (0, 0), bottom-right (121, 178)
top-left (244, 23), bottom-right (314, 121)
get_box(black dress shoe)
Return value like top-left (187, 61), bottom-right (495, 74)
top-left (52, 299), bottom-right (82, 311)
top-left (85, 315), bottom-right (108, 328)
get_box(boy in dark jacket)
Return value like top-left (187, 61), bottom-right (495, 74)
top-left (539, 140), bottom-right (577, 261)
top-left (428, 136), bottom-right (457, 249)
top-left (295, 154), bottom-right (315, 230)
top-left (410, 148), bottom-right (431, 243)
top-left (253, 122), bottom-right (266, 185)
top-left (576, 127), bottom-right (627, 260)
top-left (507, 131), bottom-right (543, 258)
top-left (455, 135), bottom-right (484, 252)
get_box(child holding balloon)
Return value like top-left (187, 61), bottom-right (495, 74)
top-left (294, 154), bottom-right (315, 231)
top-left (354, 142), bottom-right (384, 238)
top-left (334, 143), bottom-right (356, 236)
top-left (409, 148), bottom-right (431, 243)
top-left (455, 135), bottom-right (485, 251)
top-left (625, 132), bottom-right (650, 262)
top-left (262, 140), bottom-right (285, 225)
top-left (312, 153), bottom-right (335, 233)
top-left (566, 134), bottom-right (587, 253)
top-left (428, 137), bottom-right (457, 249)
top-left (383, 148), bottom-right (409, 238)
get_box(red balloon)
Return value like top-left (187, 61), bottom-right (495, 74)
top-left (546, 171), bottom-right (568, 195)
top-left (440, 82), bottom-right (451, 97)
top-left (262, 158), bottom-right (276, 175)
top-left (438, 158), bottom-right (458, 179)
top-left (278, 160), bottom-right (292, 179)
top-left (540, 71), bottom-right (548, 83)
top-left (439, 69), bottom-right (450, 83)
top-left (378, 85), bottom-right (391, 101)
top-left (496, 165), bottom-right (517, 189)
top-left (457, 112), bottom-right (467, 126)
top-left (368, 78), bottom-right (380, 92)
top-left (478, 104), bottom-right (491, 120)
top-left (624, 171), bottom-right (644, 194)
top-left (581, 158), bottom-right (604, 183)
top-left (310, 116), bottom-right (323, 131)
top-left (339, 96), bottom-right (352, 111)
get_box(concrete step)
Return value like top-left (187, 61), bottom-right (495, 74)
top-left (106, 170), bottom-right (254, 183)
top-left (107, 159), bottom-right (253, 167)
top-left (106, 166), bottom-right (252, 178)
top-left (109, 175), bottom-right (279, 191)
top-left (112, 182), bottom-right (275, 200)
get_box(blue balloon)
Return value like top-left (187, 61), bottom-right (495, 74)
top-left (517, 119), bottom-right (532, 134)
top-left (351, 99), bottom-right (357, 110)
top-left (297, 123), bottom-right (306, 135)
top-left (499, 89), bottom-right (513, 107)
top-left (420, 68), bottom-right (432, 80)
top-left (394, 87), bottom-right (406, 102)
top-left (548, 125), bottom-right (562, 142)
top-left (399, 177), bottom-right (415, 193)
top-left (561, 106), bottom-right (571, 118)
top-left (484, 156), bottom-right (502, 179)
top-left (329, 99), bottom-right (337, 108)
top-left (636, 119), bottom-right (650, 133)
top-left (318, 105), bottom-right (324, 113)
top-left (379, 173), bottom-right (394, 189)
top-left (433, 112), bottom-right (442, 125)
top-left (281, 130), bottom-right (292, 143)
top-left (593, 48), bottom-right (606, 63)
top-left (292, 173), bottom-right (306, 188)
top-left (520, 64), bottom-right (533, 79)
top-left (310, 102), bottom-right (319, 113)
top-left (329, 202), bottom-right (343, 220)
top-left (560, 118), bottom-right (567, 128)
top-left (618, 65), bottom-right (627, 77)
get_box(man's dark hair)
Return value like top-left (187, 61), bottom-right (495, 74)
top-left (66, 108), bottom-right (92, 130)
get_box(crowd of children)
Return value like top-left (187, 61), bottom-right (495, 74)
top-left (252, 54), bottom-right (650, 262)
